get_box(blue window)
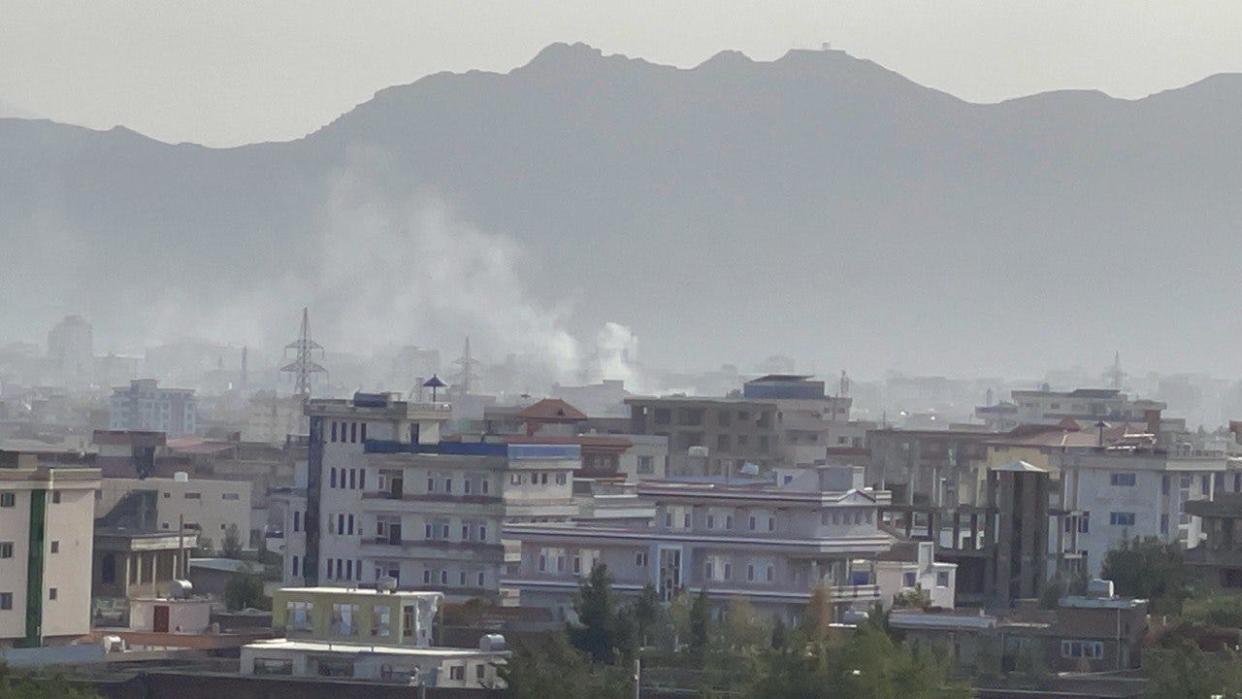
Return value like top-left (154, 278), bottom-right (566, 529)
top-left (1109, 473), bottom-right (1136, 487)
top-left (1109, 512), bottom-right (1135, 527)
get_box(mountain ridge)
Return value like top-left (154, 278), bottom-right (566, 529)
top-left (3, 43), bottom-right (1242, 377)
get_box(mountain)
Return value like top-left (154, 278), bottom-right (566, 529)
top-left (0, 98), bottom-right (37, 119)
top-left (3, 43), bottom-right (1242, 377)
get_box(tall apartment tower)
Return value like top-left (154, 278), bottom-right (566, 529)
top-left (47, 315), bottom-right (94, 386)
top-left (0, 451), bottom-right (101, 648)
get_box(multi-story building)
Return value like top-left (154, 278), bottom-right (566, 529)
top-left (975, 388), bottom-right (1166, 432)
top-left (1185, 494), bottom-right (1242, 590)
top-left (96, 474), bottom-right (252, 552)
top-left (242, 391), bottom-right (309, 444)
top-left (46, 314), bottom-right (94, 387)
top-left (626, 396), bottom-right (780, 476)
top-left (743, 375), bottom-right (851, 467)
top-left (1053, 449), bottom-right (1226, 576)
top-left (241, 587), bottom-right (508, 687)
top-left (108, 379), bottom-right (198, 438)
top-left (0, 450), bottom-right (101, 648)
top-left (283, 392), bottom-right (579, 602)
top-left (502, 465), bottom-right (916, 623)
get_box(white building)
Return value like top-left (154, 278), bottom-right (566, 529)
top-left (503, 465), bottom-right (952, 623)
top-left (242, 391), bottom-right (309, 445)
top-left (976, 388), bottom-right (1166, 432)
top-left (0, 451), bottom-right (100, 648)
top-left (1054, 450), bottom-right (1227, 576)
top-left (108, 379), bottom-right (198, 438)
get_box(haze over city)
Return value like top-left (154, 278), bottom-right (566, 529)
top-left (5, 3), bottom-right (1242, 698)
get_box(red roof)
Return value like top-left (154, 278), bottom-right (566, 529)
top-left (518, 398), bottom-right (587, 422)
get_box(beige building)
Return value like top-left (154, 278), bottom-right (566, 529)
top-left (0, 451), bottom-right (101, 648)
top-left (97, 474), bottom-right (251, 552)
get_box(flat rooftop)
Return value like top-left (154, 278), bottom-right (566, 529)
top-left (277, 587), bottom-right (442, 600)
top-left (244, 638), bottom-right (502, 658)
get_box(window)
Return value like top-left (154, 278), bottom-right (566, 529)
top-left (637, 456), bottom-right (654, 474)
top-left (349, 469), bottom-right (357, 490)
top-left (184, 492), bottom-right (201, 500)
top-left (371, 606), bottom-right (392, 637)
top-left (479, 524), bottom-right (487, 541)
top-left (360, 469), bottom-right (366, 490)
top-left (293, 511), bottom-right (301, 532)
top-left (510, 474), bottom-right (523, 486)
top-left (0, 542), bottom-right (11, 559)
top-left (478, 571), bottom-right (486, 587)
top-left (450, 665), bottom-right (466, 681)
top-left (460, 571), bottom-right (467, 586)
top-left (464, 479), bottom-right (472, 495)
top-left (1203, 475), bottom-right (1211, 496)
top-left (292, 555), bottom-right (300, 577)
top-left (1110, 512), bottom-right (1136, 527)
top-left (48, 588), bottom-right (57, 601)
top-left (423, 570), bottom-right (432, 584)
top-left (1162, 475), bottom-right (1170, 495)
top-left (1061, 640), bottom-right (1104, 659)
top-left (0, 493), bottom-right (12, 508)
top-left (937, 571), bottom-right (950, 587)
top-left (635, 551), bottom-right (648, 567)
top-left (1160, 514), bottom-right (1169, 534)
top-left (331, 603), bottom-right (360, 636)
top-left (331, 421), bottom-right (338, 442)
top-left (347, 514), bottom-right (355, 535)
top-left (556, 473), bottom-right (567, 485)
top-left (51, 491), bottom-right (61, 504)
top-left (0, 593), bottom-right (10, 610)
top-left (477, 664), bottom-right (486, 680)
top-left (747, 564), bottom-right (755, 582)
top-left (445, 478), bottom-right (453, 494)
top-left (360, 423), bottom-right (367, 442)
top-left (286, 600), bottom-right (313, 630)
top-left (330, 468), bottom-right (337, 488)
top-left (481, 479), bottom-right (489, 494)
top-left (350, 422), bottom-right (358, 443)
top-left (222, 492), bottom-right (240, 500)
top-left (1079, 512), bottom-right (1090, 533)
top-left (1110, 473), bottom-right (1136, 487)
top-left (428, 476), bottom-right (436, 492)
top-left (440, 570), bottom-right (448, 585)
top-left (50, 540), bottom-right (59, 554)
top-left (903, 572), bottom-right (917, 587)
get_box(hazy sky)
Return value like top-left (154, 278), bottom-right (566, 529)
top-left (5, 1), bottom-right (1242, 146)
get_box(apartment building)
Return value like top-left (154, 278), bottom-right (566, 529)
top-left (241, 587), bottom-right (508, 687)
top-left (742, 375), bottom-right (851, 467)
top-left (0, 451), bottom-right (101, 648)
top-left (975, 388), bottom-right (1166, 432)
top-left (502, 465), bottom-right (916, 623)
top-left (108, 379), bottom-right (198, 437)
top-left (626, 396), bottom-right (779, 476)
top-left (96, 474), bottom-right (251, 552)
top-left (283, 392), bottom-right (579, 602)
top-left (1053, 449), bottom-right (1226, 576)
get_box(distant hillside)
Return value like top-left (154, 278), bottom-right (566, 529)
top-left (3, 43), bottom-right (1242, 376)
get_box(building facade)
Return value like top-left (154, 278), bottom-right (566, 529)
top-left (626, 397), bottom-right (780, 476)
top-left (0, 451), bottom-right (101, 648)
top-left (96, 475), bottom-right (252, 552)
top-left (108, 379), bottom-right (198, 438)
top-left (503, 466), bottom-right (912, 623)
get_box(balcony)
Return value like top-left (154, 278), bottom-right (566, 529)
top-left (361, 537), bottom-right (505, 562)
top-left (361, 490), bottom-right (502, 506)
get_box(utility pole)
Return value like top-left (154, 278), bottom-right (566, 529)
top-left (632, 658), bottom-right (641, 699)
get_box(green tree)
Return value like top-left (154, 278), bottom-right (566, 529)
top-left (722, 597), bottom-right (770, 652)
top-left (799, 585), bottom-right (835, 642)
top-left (633, 583), bottom-right (661, 647)
top-left (688, 588), bottom-right (711, 665)
top-left (1144, 638), bottom-right (1242, 699)
top-left (746, 624), bottom-right (969, 699)
top-left (500, 633), bottom-right (631, 699)
top-left (569, 563), bottom-right (633, 664)
top-left (222, 523), bottom-right (243, 559)
top-left (0, 664), bottom-right (100, 699)
top-left (1102, 537), bottom-right (1187, 612)
top-left (224, 566), bottom-right (269, 611)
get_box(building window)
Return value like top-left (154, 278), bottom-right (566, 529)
top-left (510, 474), bottom-right (523, 485)
top-left (51, 491), bottom-right (61, 504)
top-left (477, 664), bottom-right (486, 680)
top-left (1061, 640), bottom-right (1104, 659)
top-left (445, 478), bottom-right (453, 494)
top-left (222, 493), bottom-right (240, 500)
top-left (556, 473), bottom-right (567, 485)
top-left (1109, 473), bottom-right (1136, 487)
top-left (937, 571), bottom-right (950, 587)
top-left (331, 603), bottom-right (359, 636)
top-left (1160, 514), bottom-right (1169, 534)
top-left (0, 542), bottom-right (11, 559)
top-left (635, 552), bottom-right (648, 567)
top-left (478, 571), bottom-right (486, 587)
top-left (423, 570), bottom-right (432, 584)
top-left (450, 665), bottom-right (466, 681)
top-left (440, 570), bottom-right (448, 585)
top-left (481, 479), bottom-right (489, 494)
top-left (460, 571), bottom-right (467, 586)
top-left (50, 541), bottom-right (59, 554)
top-left (0, 493), bottom-right (12, 508)
top-left (349, 469), bottom-right (357, 490)
top-left (1110, 512), bottom-right (1136, 527)
top-left (350, 422), bottom-right (358, 443)
top-left (372, 606), bottom-right (392, 637)
top-left (293, 511), bottom-right (301, 532)
top-left (637, 456), bottom-right (654, 474)
top-left (464, 479), bottom-right (472, 495)
top-left (292, 555), bottom-right (300, 577)
top-left (903, 572), bottom-right (917, 587)
top-left (0, 593), bottom-right (10, 610)
top-left (184, 492), bottom-right (201, 499)
top-left (1079, 513), bottom-right (1090, 533)
top-left (330, 468), bottom-right (337, 488)
top-left (331, 421), bottom-right (338, 442)
top-left (286, 601), bottom-right (313, 630)
top-left (48, 588), bottom-right (57, 601)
